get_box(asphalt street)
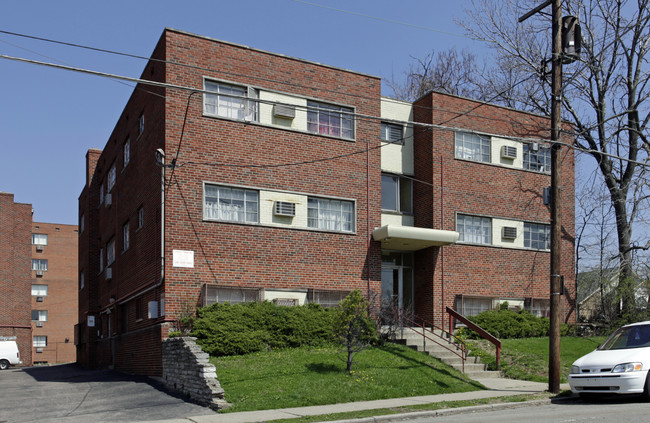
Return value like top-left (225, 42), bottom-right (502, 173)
top-left (0, 364), bottom-right (217, 423)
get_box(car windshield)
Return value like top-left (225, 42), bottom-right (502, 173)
top-left (598, 324), bottom-right (650, 350)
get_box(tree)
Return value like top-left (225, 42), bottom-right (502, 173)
top-left (398, 0), bottom-right (650, 320)
top-left (333, 290), bottom-right (377, 373)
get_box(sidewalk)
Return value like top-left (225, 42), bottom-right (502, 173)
top-left (146, 378), bottom-right (571, 423)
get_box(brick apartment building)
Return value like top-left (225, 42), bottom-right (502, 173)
top-left (31, 222), bottom-right (78, 364)
top-left (0, 192), bottom-right (32, 366)
top-left (77, 28), bottom-right (575, 376)
top-left (1, 193), bottom-right (79, 366)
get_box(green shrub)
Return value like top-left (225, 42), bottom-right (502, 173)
top-left (458, 309), bottom-right (550, 339)
top-left (190, 301), bottom-right (337, 356)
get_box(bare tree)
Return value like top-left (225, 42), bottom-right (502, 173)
top-left (458, 0), bottom-right (650, 319)
top-left (387, 47), bottom-right (484, 101)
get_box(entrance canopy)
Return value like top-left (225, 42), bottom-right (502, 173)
top-left (372, 225), bottom-right (459, 251)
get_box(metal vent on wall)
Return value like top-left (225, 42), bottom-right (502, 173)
top-left (502, 226), bottom-right (517, 239)
top-left (274, 201), bottom-right (296, 217)
top-left (501, 145), bottom-right (517, 159)
top-left (273, 298), bottom-right (298, 306)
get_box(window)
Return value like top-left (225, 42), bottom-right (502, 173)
top-left (456, 296), bottom-right (493, 317)
top-left (122, 222), bottom-right (130, 252)
top-left (307, 101), bottom-right (354, 139)
top-left (99, 248), bottom-right (104, 273)
top-left (137, 207), bottom-right (144, 229)
top-left (33, 336), bottom-right (47, 347)
top-left (99, 182), bottom-right (104, 205)
top-left (123, 138), bottom-right (130, 167)
top-left (32, 259), bottom-right (48, 271)
top-left (381, 174), bottom-right (412, 213)
top-left (203, 80), bottom-right (258, 121)
top-left (31, 285), bottom-right (48, 296)
top-left (308, 290), bottom-right (350, 308)
top-left (524, 144), bottom-right (551, 173)
top-left (80, 214), bottom-right (85, 234)
top-left (307, 197), bottom-right (354, 233)
top-left (202, 286), bottom-right (260, 306)
top-left (138, 113), bottom-right (145, 137)
top-left (32, 234), bottom-right (48, 245)
top-left (204, 185), bottom-right (259, 223)
top-left (526, 299), bottom-right (550, 318)
top-left (80, 271), bottom-right (85, 290)
top-left (524, 222), bottom-right (551, 250)
top-left (107, 239), bottom-right (115, 265)
top-left (381, 122), bottom-right (403, 143)
top-left (31, 310), bottom-right (48, 322)
top-left (456, 214), bottom-right (492, 245)
top-left (455, 132), bottom-right (490, 162)
top-left (107, 164), bottom-right (116, 192)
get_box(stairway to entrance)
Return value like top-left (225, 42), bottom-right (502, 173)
top-left (392, 326), bottom-right (502, 379)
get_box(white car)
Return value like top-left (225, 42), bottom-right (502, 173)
top-left (569, 321), bottom-right (650, 398)
top-left (0, 340), bottom-right (22, 370)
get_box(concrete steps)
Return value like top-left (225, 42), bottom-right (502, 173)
top-left (393, 327), bottom-right (502, 379)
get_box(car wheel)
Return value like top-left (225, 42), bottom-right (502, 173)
top-left (0, 360), bottom-right (8, 370)
top-left (644, 372), bottom-right (650, 401)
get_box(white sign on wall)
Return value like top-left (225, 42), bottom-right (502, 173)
top-left (87, 316), bottom-right (95, 327)
top-left (173, 250), bottom-right (195, 268)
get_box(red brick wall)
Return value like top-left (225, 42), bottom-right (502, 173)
top-left (413, 92), bottom-right (575, 327)
top-left (0, 192), bottom-right (33, 366)
top-left (31, 222), bottom-right (78, 363)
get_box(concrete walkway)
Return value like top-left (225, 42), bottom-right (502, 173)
top-left (144, 379), bottom-right (570, 423)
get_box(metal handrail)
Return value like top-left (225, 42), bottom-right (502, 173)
top-left (446, 306), bottom-right (501, 369)
top-left (397, 311), bottom-right (467, 373)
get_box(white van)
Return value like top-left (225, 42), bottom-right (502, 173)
top-left (0, 340), bottom-right (22, 370)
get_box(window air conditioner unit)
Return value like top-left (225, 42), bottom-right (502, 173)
top-left (36, 348), bottom-right (43, 353)
top-left (502, 226), bottom-right (517, 239)
top-left (105, 267), bottom-right (112, 280)
top-left (105, 193), bottom-right (112, 207)
top-left (36, 322), bottom-right (43, 327)
top-left (273, 104), bottom-right (296, 119)
top-left (36, 270), bottom-right (44, 277)
top-left (36, 296), bottom-right (44, 302)
top-left (501, 145), bottom-right (517, 159)
top-left (274, 201), bottom-right (296, 217)
top-left (36, 245), bottom-right (43, 252)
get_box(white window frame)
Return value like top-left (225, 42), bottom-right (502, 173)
top-left (33, 336), bottom-right (47, 347)
top-left (107, 239), bottom-right (115, 266)
top-left (455, 132), bottom-right (491, 163)
top-left (123, 222), bottom-right (130, 252)
top-left (381, 122), bottom-right (403, 143)
top-left (32, 233), bottom-right (48, 246)
top-left (524, 222), bottom-right (551, 250)
top-left (31, 284), bottom-right (48, 296)
top-left (381, 173), bottom-right (412, 214)
top-left (203, 184), bottom-right (259, 224)
top-left (203, 80), bottom-right (258, 122)
top-left (137, 207), bottom-right (144, 229)
top-left (456, 214), bottom-right (492, 245)
top-left (307, 197), bottom-right (355, 233)
top-left (307, 101), bottom-right (354, 140)
top-left (31, 310), bottom-right (48, 322)
top-left (523, 145), bottom-right (551, 173)
top-left (123, 138), bottom-right (130, 167)
top-left (32, 259), bottom-right (48, 271)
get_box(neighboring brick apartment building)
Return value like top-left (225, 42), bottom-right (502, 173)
top-left (77, 28), bottom-right (575, 376)
top-left (0, 192), bottom-right (32, 366)
top-left (31, 222), bottom-right (78, 364)
top-left (1, 193), bottom-right (78, 366)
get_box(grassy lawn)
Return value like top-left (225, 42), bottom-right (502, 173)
top-left (467, 336), bottom-right (607, 383)
top-left (212, 343), bottom-right (484, 412)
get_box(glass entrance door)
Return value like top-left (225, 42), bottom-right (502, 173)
top-left (381, 252), bottom-right (413, 319)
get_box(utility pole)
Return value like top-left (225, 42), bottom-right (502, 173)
top-left (519, 0), bottom-right (563, 394)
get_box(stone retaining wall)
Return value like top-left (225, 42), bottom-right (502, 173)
top-left (162, 337), bottom-right (230, 410)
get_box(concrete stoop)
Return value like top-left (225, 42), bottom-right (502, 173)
top-left (392, 327), bottom-right (502, 379)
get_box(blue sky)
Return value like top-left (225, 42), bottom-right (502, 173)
top-left (0, 0), bottom-right (485, 224)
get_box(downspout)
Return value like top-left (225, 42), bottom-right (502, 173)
top-left (440, 155), bottom-right (445, 331)
top-left (157, 148), bottom-right (166, 289)
top-left (366, 134), bottom-right (371, 299)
